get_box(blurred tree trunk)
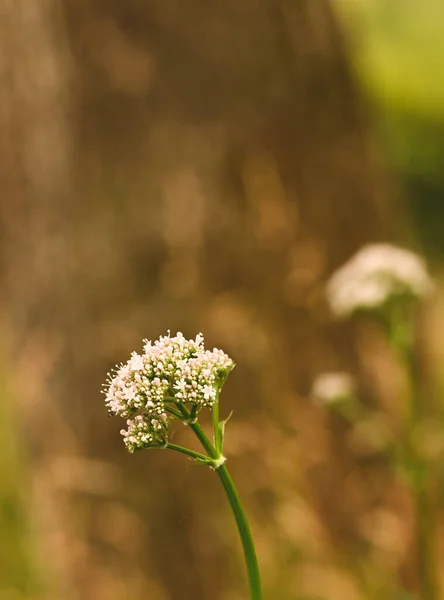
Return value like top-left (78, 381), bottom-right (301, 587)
top-left (0, 1), bottom-right (409, 599)
top-left (0, 1), bottom-right (76, 596)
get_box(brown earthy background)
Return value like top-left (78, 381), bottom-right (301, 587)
top-left (1, 1), bottom-right (444, 599)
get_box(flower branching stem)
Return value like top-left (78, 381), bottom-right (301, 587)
top-left (165, 443), bottom-right (211, 463)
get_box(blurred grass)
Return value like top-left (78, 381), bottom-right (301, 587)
top-left (337, 0), bottom-right (444, 119)
top-left (335, 0), bottom-right (444, 158)
top-left (334, 0), bottom-right (444, 258)
top-left (0, 378), bottom-right (41, 598)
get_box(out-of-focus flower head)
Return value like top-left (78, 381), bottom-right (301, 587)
top-left (312, 371), bottom-right (355, 405)
top-left (326, 244), bottom-right (434, 319)
top-left (103, 332), bottom-right (235, 452)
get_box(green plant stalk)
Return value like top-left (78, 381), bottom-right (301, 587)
top-left (215, 463), bottom-right (262, 600)
top-left (412, 475), bottom-right (436, 600)
top-left (187, 416), bottom-right (262, 600)
top-left (390, 309), bottom-right (438, 600)
top-left (165, 405), bottom-right (185, 419)
top-left (405, 349), bottom-right (437, 600)
top-left (166, 443), bottom-right (211, 463)
top-left (213, 400), bottom-right (222, 453)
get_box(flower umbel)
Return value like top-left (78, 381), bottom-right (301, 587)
top-left (120, 412), bottom-right (169, 453)
top-left (327, 244), bottom-right (434, 318)
top-left (173, 349), bottom-right (234, 406)
top-left (103, 332), bottom-right (235, 451)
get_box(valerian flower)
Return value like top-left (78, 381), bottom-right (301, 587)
top-left (103, 332), bottom-right (235, 452)
top-left (326, 244), bottom-right (434, 319)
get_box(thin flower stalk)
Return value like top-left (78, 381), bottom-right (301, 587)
top-left (326, 244), bottom-right (438, 600)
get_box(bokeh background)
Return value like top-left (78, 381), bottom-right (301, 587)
top-left (1, 1), bottom-right (444, 599)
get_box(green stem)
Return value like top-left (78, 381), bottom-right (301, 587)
top-left (216, 464), bottom-right (262, 600)
top-left (213, 400), bottom-right (221, 453)
top-left (389, 309), bottom-right (437, 600)
top-left (413, 479), bottom-right (436, 600)
top-left (166, 443), bottom-right (211, 463)
top-left (189, 404), bottom-right (199, 422)
top-left (177, 405), bottom-right (214, 455)
top-left (190, 420), bottom-right (217, 457)
top-left (165, 406), bottom-right (184, 419)
top-left (188, 416), bottom-right (262, 600)
top-left (405, 350), bottom-right (437, 600)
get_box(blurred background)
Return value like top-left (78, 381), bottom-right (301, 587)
top-left (1, 1), bottom-right (444, 599)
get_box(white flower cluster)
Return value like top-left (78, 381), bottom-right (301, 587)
top-left (105, 351), bottom-right (169, 418)
top-left (327, 244), bottom-right (434, 318)
top-left (312, 372), bottom-right (355, 405)
top-left (173, 349), bottom-right (234, 406)
top-left (103, 332), bottom-right (234, 452)
top-left (120, 412), bottom-right (169, 453)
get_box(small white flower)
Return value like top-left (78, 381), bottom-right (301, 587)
top-left (326, 244), bottom-right (434, 318)
top-left (202, 385), bottom-right (216, 401)
top-left (312, 372), bottom-right (355, 405)
top-left (174, 379), bottom-right (187, 393)
top-left (129, 352), bottom-right (144, 371)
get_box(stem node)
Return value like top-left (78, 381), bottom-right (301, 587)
top-left (211, 455), bottom-right (227, 470)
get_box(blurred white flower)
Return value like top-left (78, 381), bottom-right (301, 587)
top-left (326, 244), bottom-right (434, 318)
top-left (312, 372), bottom-right (355, 405)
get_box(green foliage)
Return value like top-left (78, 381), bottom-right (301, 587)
top-left (0, 380), bottom-right (41, 597)
top-left (336, 0), bottom-right (444, 118)
top-left (334, 0), bottom-right (444, 256)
